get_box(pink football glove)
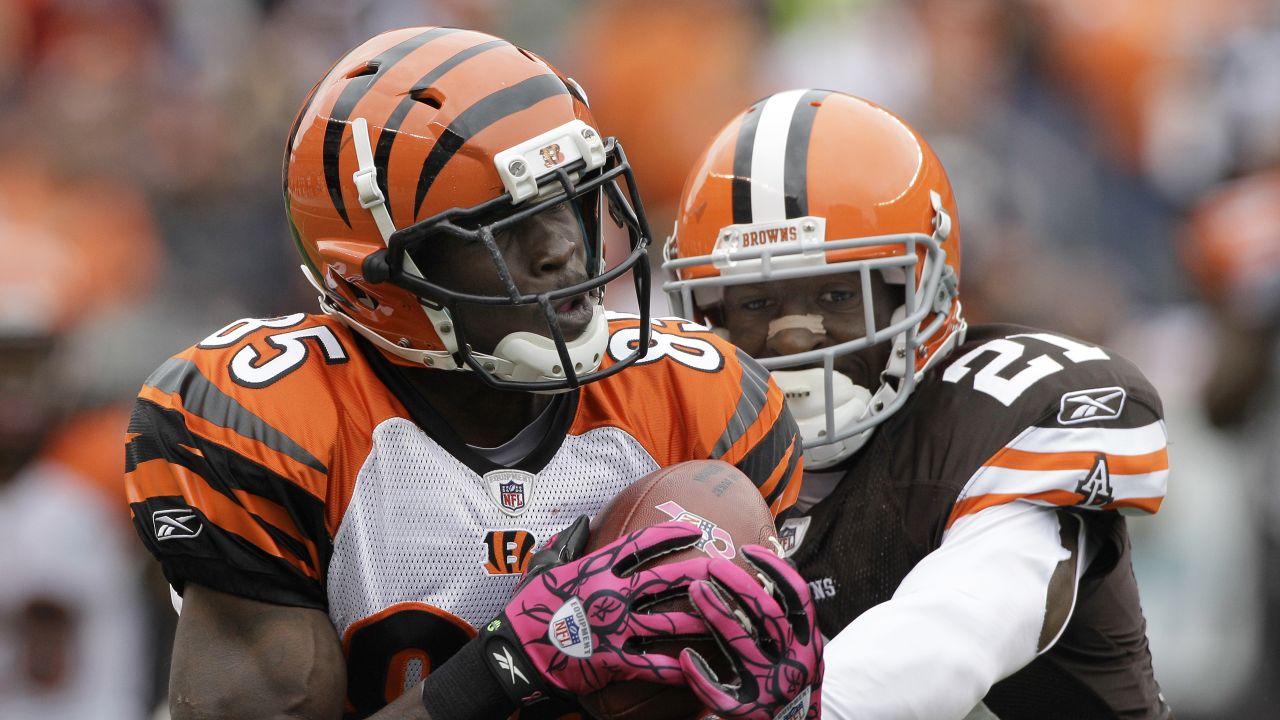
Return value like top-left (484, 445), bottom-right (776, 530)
top-left (682, 545), bottom-right (824, 720)
top-left (479, 519), bottom-right (715, 704)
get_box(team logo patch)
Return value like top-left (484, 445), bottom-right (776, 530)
top-left (539, 143), bottom-right (565, 168)
top-left (152, 508), bottom-right (202, 541)
top-left (656, 501), bottom-right (736, 560)
top-left (1058, 387), bottom-right (1126, 425)
top-left (777, 516), bottom-right (812, 558)
top-left (483, 530), bottom-right (537, 575)
top-left (485, 469), bottom-right (536, 516)
top-left (548, 598), bottom-right (592, 658)
top-left (1077, 454), bottom-right (1115, 506)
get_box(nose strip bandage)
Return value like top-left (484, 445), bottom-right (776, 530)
top-left (767, 314), bottom-right (827, 341)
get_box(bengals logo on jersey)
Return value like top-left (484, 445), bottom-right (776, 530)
top-left (483, 529), bottom-right (537, 575)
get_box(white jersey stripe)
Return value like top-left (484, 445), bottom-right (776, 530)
top-left (750, 89), bottom-right (807, 222)
top-left (959, 466), bottom-right (1169, 504)
top-left (1005, 420), bottom-right (1168, 456)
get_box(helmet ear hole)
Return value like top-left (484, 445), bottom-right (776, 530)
top-left (345, 62), bottom-right (379, 79)
top-left (411, 88), bottom-right (443, 109)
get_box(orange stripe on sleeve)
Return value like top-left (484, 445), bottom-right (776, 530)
top-left (763, 438), bottom-right (802, 517)
top-left (946, 489), bottom-right (1166, 528)
top-left (1104, 496), bottom-right (1164, 514)
top-left (230, 489), bottom-right (322, 573)
top-left (986, 447), bottom-right (1169, 475)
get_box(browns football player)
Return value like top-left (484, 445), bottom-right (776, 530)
top-left (665, 90), bottom-right (1173, 719)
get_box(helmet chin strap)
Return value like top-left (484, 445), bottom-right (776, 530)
top-left (487, 302), bottom-right (609, 388)
top-left (766, 308), bottom-right (903, 470)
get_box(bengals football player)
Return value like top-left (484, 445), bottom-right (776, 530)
top-left (665, 90), bottom-right (1173, 719)
top-left (124, 28), bottom-right (821, 720)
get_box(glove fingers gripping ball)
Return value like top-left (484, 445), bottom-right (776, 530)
top-left (579, 460), bottom-right (784, 720)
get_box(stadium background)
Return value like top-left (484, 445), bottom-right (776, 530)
top-left (1, 0), bottom-right (1277, 717)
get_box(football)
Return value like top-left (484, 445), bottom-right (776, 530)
top-left (578, 459), bottom-right (781, 720)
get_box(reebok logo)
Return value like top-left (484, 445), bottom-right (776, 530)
top-left (1058, 387), bottom-right (1126, 425)
top-left (492, 646), bottom-right (529, 685)
top-left (152, 509), bottom-right (202, 541)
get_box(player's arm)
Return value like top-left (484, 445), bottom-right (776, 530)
top-left (172, 584), bottom-right (447, 720)
top-left (169, 584), bottom-right (347, 720)
top-left (820, 502), bottom-right (1085, 720)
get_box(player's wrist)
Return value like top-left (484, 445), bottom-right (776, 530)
top-left (418, 629), bottom-right (519, 720)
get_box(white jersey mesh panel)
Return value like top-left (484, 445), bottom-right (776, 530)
top-left (327, 417), bottom-right (661, 637)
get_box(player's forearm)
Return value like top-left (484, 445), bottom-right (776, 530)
top-left (820, 589), bottom-right (1032, 719)
top-left (820, 504), bottom-right (1082, 720)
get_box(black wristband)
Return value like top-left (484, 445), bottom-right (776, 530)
top-left (419, 633), bottom-right (517, 720)
top-left (477, 614), bottom-right (554, 707)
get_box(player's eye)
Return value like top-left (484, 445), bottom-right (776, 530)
top-left (818, 288), bottom-right (860, 308)
top-left (738, 297), bottom-right (774, 312)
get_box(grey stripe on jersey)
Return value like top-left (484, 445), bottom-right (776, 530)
top-left (711, 349), bottom-right (773, 459)
top-left (144, 357), bottom-right (327, 473)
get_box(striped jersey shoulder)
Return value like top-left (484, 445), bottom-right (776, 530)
top-left (906, 324), bottom-right (1167, 530)
top-left (124, 313), bottom-right (405, 607)
top-left (136, 313), bottom-right (394, 443)
top-left (576, 313), bottom-right (803, 514)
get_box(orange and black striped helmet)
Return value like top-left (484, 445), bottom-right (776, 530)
top-left (663, 91), bottom-right (965, 466)
top-left (285, 27), bottom-right (652, 391)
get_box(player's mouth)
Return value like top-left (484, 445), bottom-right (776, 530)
top-left (553, 294), bottom-right (594, 338)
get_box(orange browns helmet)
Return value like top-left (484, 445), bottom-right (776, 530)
top-left (285, 27), bottom-right (653, 392)
top-left (663, 90), bottom-right (965, 468)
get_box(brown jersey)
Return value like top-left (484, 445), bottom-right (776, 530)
top-left (783, 324), bottom-right (1172, 719)
top-left (124, 312), bottom-right (800, 718)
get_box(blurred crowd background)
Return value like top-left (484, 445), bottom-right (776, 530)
top-left (1, 0), bottom-right (1278, 718)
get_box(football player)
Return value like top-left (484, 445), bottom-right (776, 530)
top-left (664, 90), bottom-right (1172, 719)
top-left (124, 28), bottom-right (822, 720)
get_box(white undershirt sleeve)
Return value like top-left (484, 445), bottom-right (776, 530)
top-left (820, 502), bottom-right (1086, 720)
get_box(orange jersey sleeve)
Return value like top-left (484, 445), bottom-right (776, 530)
top-left (575, 314), bottom-right (803, 516)
top-left (124, 314), bottom-right (398, 608)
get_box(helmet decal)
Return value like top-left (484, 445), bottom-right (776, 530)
top-left (321, 27), bottom-right (458, 228)
top-left (731, 89), bottom-right (832, 225)
top-left (413, 73), bottom-right (571, 219)
top-left (373, 38), bottom-right (508, 224)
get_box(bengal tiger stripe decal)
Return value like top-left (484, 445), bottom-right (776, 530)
top-left (413, 73), bottom-right (571, 218)
top-left (372, 38), bottom-right (509, 224)
top-left (321, 27), bottom-right (457, 227)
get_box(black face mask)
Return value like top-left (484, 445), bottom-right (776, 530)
top-left (363, 138), bottom-right (653, 391)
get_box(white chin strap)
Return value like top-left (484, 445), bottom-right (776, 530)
top-left (766, 305), bottom-right (908, 470)
top-left (772, 367), bottom-right (896, 470)
top-left (486, 302), bottom-right (609, 385)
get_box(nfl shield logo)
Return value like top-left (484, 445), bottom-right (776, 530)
top-left (485, 469), bottom-right (536, 517)
top-left (500, 481), bottom-right (525, 512)
top-left (777, 516), bottom-right (811, 558)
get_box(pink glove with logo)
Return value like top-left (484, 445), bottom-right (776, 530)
top-left (478, 519), bottom-right (715, 705)
top-left (683, 545), bottom-right (824, 720)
